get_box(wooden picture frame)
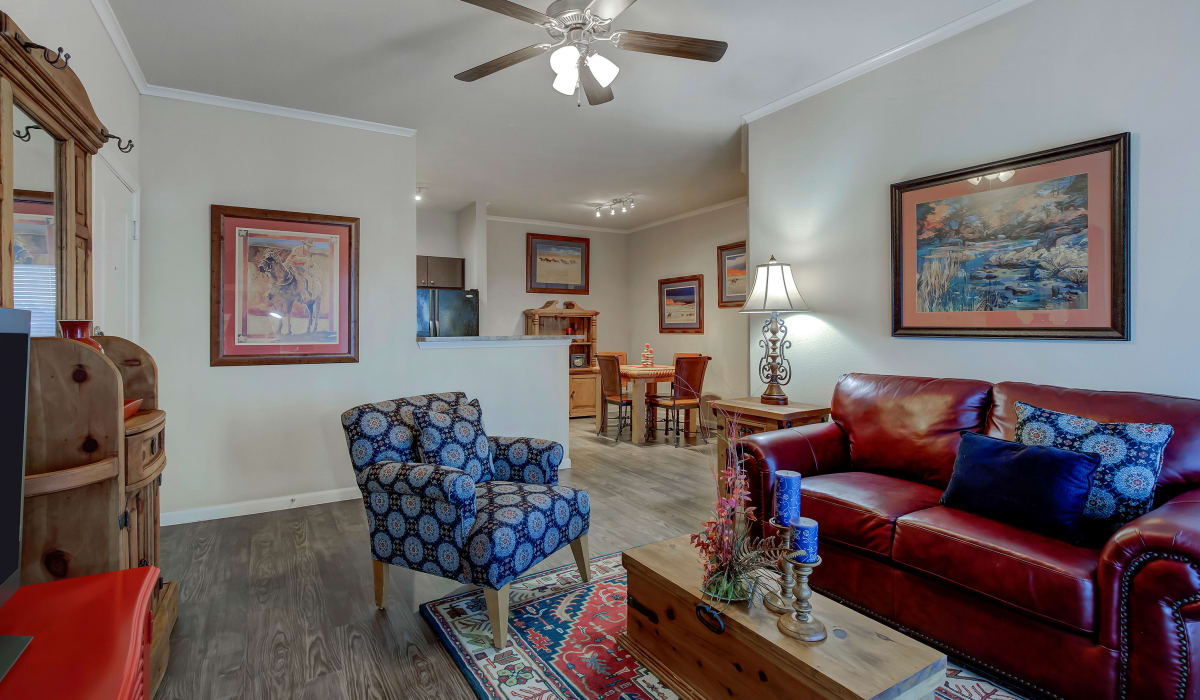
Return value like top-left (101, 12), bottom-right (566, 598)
top-left (658, 274), bottom-right (704, 334)
top-left (526, 232), bottom-right (590, 294)
top-left (210, 204), bottom-right (360, 366)
top-left (891, 133), bottom-right (1130, 340)
top-left (717, 241), bottom-right (748, 308)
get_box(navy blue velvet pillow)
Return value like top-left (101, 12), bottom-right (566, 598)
top-left (942, 432), bottom-right (1102, 545)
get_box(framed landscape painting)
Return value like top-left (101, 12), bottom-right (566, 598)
top-left (659, 274), bottom-right (704, 334)
top-left (211, 205), bottom-right (359, 366)
top-left (526, 232), bottom-right (589, 294)
top-left (717, 241), bottom-right (747, 308)
top-left (892, 133), bottom-right (1129, 339)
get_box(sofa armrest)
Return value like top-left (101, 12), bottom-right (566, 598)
top-left (356, 461), bottom-right (477, 546)
top-left (737, 421), bottom-right (850, 534)
top-left (1097, 489), bottom-right (1200, 697)
top-left (489, 436), bottom-right (564, 485)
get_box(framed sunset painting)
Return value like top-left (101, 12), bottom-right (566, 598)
top-left (717, 241), bottom-right (747, 307)
top-left (659, 274), bottom-right (704, 334)
top-left (210, 205), bottom-right (359, 366)
top-left (892, 133), bottom-right (1129, 339)
top-left (526, 232), bottom-right (589, 294)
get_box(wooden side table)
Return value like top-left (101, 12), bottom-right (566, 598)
top-left (709, 397), bottom-right (831, 471)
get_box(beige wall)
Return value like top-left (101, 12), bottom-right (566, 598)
top-left (748, 0), bottom-right (1200, 403)
top-left (416, 209), bottom-right (461, 258)
top-left (483, 219), bottom-right (630, 352)
top-left (627, 202), bottom-right (750, 400)
top-left (140, 98), bottom-right (568, 520)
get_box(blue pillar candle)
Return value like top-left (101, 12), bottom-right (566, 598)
top-left (792, 517), bottom-right (819, 564)
top-left (773, 470), bottom-right (803, 526)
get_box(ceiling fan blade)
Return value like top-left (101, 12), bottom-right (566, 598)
top-left (579, 60), bottom-right (614, 105)
top-left (459, 0), bottom-right (553, 26)
top-left (454, 44), bottom-right (549, 82)
top-left (588, 0), bottom-right (637, 20)
top-left (614, 30), bottom-right (728, 62)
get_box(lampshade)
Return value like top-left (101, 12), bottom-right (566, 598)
top-left (550, 45), bottom-right (581, 74)
top-left (552, 69), bottom-right (578, 95)
top-left (740, 256), bottom-right (809, 313)
top-left (587, 52), bottom-right (619, 88)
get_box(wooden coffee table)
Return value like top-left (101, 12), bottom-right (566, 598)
top-left (618, 536), bottom-right (946, 700)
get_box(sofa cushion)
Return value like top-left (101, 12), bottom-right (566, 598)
top-left (987, 381), bottom-right (1200, 504)
top-left (832, 373), bottom-right (992, 487)
top-left (942, 432), bottom-right (1101, 545)
top-left (413, 399), bottom-right (495, 483)
top-left (801, 472), bottom-right (943, 556)
top-left (893, 506), bottom-right (1099, 633)
top-left (1014, 401), bottom-right (1173, 536)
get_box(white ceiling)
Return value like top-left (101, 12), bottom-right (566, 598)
top-left (108, 0), bottom-right (1000, 227)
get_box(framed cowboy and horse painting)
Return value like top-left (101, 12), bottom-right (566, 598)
top-left (210, 205), bottom-right (359, 366)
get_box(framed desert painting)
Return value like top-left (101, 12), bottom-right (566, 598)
top-left (717, 241), bottom-right (747, 308)
top-left (659, 274), bottom-right (704, 334)
top-left (892, 133), bottom-right (1129, 339)
top-left (526, 232), bottom-right (589, 294)
top-left (211, 205), bottom-right (359, 366)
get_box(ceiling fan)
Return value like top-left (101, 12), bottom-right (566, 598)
top-left (454, 0), bottom-right (728, 105)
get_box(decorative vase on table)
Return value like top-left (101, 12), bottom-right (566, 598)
top-left (641, 343), bottom-right (654, 366)
top-left (58, 320), bottom-right (103, 353)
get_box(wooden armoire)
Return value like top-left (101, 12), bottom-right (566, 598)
top-left (1, 12), bottom-right (177, 696)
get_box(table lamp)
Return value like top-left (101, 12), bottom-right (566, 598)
top-left (740, 256), bottom-right (809, 405)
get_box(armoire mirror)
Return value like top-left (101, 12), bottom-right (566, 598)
top-left (11, 103), bottom-right (57, 336)
top-left (1, 12), bottom-right (108, 322)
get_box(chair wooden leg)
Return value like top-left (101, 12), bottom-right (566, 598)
top-left (373, 560), bottom-right (388, 610)
top-left (485, 585), bottom-right (510, 650)
top-left (571, 534), bottom-right (591, 583)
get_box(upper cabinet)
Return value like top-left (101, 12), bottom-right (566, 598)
top-left (416, 255), bottom-right (465, 289)
top-left (1, 12), bottom-right (114, 323)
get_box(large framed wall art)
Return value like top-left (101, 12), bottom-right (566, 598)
top-left (526, 232), bottom-right (590, 294)
top-left (891, 133), bottom-right (1130, 340)
top-left (658, 274), bottom-right (704, 334)
top-left (210, 205), bottom-right (359, 366)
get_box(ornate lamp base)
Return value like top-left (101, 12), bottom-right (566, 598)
top-left (757, 311), bottom-right (791, 406)
top-left (777, 556), bottom-right (826, 643)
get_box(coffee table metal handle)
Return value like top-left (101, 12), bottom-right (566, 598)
top-left (695, 603), bottom-right (725, 635)
top-left (627, 594), bottom-right (659, 625)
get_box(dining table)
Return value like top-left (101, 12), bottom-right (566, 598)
top-left (594, 364), bottom-right (678, 444)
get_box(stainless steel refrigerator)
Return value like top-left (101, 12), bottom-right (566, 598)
top-left (417, 288), bottom-right (479, 337)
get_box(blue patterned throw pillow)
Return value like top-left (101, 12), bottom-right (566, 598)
top-left (412, 399), bottom-right (495, 483)
top-left (1014, 401), bottom-right (1174, 534)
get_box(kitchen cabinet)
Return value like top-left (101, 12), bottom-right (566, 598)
top-left (417, 256), bottom-right (465, 289)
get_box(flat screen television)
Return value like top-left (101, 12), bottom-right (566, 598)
top-left (0, 307), bottom-right (31, 680)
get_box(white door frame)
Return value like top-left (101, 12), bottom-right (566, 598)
top-left (92, 150), bottom-right (140, 342)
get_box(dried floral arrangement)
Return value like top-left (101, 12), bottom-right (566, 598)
top-left (689, 400), bottom-right (792, 610)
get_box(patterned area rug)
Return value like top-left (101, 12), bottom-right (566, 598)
top-left (420, 552), bottom-right (1028, 700)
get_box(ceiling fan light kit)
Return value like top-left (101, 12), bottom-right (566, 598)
top-left (455, 0), bottom-right (727, 106)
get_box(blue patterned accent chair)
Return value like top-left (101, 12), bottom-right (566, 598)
top-left (341, 391), bottom-right (590, 649)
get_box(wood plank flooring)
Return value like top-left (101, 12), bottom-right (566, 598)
top-left (156, 418), bottom-right (717, 699)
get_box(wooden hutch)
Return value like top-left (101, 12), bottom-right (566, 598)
top-left (23, 335), bottom-right (176, 695)
top-left (523, 301), bottom-right (600, 418)
top-left (1, 12), bottom-right (175, 696)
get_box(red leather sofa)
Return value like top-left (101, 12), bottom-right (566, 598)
top-left (739, 373), bottom-right (1200, 700)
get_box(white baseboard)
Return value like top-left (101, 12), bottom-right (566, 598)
top-left (161, 486), bottom-right (361, 526)
top-left (162, 462), bottom-right (571, 526)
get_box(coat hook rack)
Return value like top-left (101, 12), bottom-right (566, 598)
top-left (14, 124), bottom-right (43, 142)
top-left (11, 32), bottom-right (70, 70)
top-left (100, 128), bottom-right (134, 153)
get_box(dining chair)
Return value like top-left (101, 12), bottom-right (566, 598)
top-left (597, 351), bottom-right (629, 393)
top-left (648, 353), bottom-right (702, 437)
top-left (596, 354), bottom-right (631, 442)
top-left (341, 392), bottom-right (591, 650)
top-left (647, 355), bottom-right (711, 447)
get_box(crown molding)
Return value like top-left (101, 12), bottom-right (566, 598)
top-left (626, 196), bottom-right (747, 233)
top-left (141, 85), bottom-right (417, 136)
top-left (741, 0), bottom-right (1036, 124)
top-left (92, 0), bottom-right (416, 137)
top-left (489, 196), bottom-right (748, 235)
top-left (89, 0), bottom-right (148, 91)
top-left (485, 215), bottom-right (626, 234)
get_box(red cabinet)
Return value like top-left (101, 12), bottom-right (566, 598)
top-left (0, 567), bottom-right (158, 699)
